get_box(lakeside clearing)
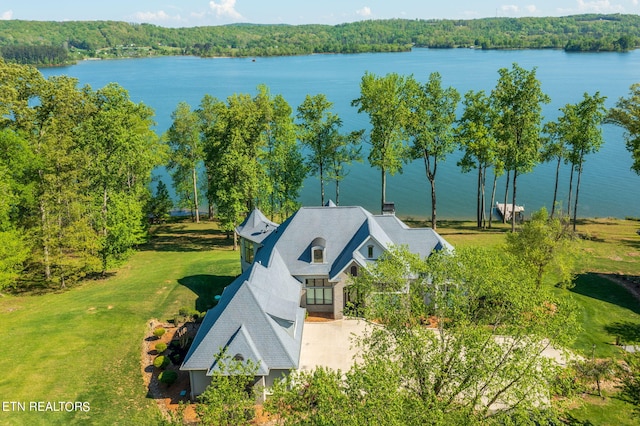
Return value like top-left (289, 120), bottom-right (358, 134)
top-left (0, 218), bottom-right (638, 424)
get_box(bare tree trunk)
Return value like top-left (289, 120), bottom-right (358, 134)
top-left (503, 170), bottom-right (510, 223)
top-left (551, 155), bottom-right (561, 218)
top-left (511, 169), bottom-right (518, 232)
top-left (489, 171), bottom-right (498, 229)
top-left (381, 167), bottom-right (386, 213)
top-left (39, 200), bottom-right (51, 281)
top-left (477, 165), bottom-right (482, 228)
top-left (320, 164), bottom-right (325, 206)
top-left (233, 230), bottom-right (238, 251)
top-left (192, 167), bottom-right (200, 223)
top-left (335, 180), bottom-right (340, 206)
top-left (481, 166), bottom-right (487, 229)
top-left (424, 153), bottom-right (438, 230)
top-left (101, 186), bottom-right (108, 274)
top-left (573, 160), bottom-right (583, 233)
top-left (567, 163), bottom-right (575, 219)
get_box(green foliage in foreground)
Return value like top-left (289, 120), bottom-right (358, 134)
top-left (266, 246), bottom-right (579, 424)
top-left (196, 351), bottom-right (258, 426)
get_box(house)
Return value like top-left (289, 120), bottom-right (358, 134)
top-left (181, 203), bottom-right (452, 399)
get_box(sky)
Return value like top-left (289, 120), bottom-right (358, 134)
top-left (1, 0), bottom-right (639, 27)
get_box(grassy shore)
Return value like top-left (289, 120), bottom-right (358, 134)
top-left (0, 217), bottom-right (638, 424)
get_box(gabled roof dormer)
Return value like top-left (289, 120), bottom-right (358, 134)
top-left (236, 208), bottom-right (279, 244)
top-left (310, 237), bottom-right (326, 264)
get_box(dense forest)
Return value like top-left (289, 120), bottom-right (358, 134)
top-left (0, 14), bottom-right (639, 65)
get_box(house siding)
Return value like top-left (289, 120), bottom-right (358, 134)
top-left (189, 370), bottom-right (212, 400)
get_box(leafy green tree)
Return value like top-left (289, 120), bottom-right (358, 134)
top-left (540, 120), bottom-right (568, 218)
top-left (207, 91), bottom-right (269, 248)
top-left (607, 83), bottom-right (640, 175)
top-left (0, 164), bottom-right (29, 290)
top-left (84, 83), bottom-right (163, 273)
top-left (198, 94), bottom-right (228, 219)
top-left (165, 101), bottom-right (203, 223)
top-left (326, 129), bottom-right (363, 206)
top-left (352, 72), bottom-right (413, 211)
top-left (297, 94), bottom-right (342, 206)
top-left (268, 246), bottom-right (577, 424)
top-left (148, 180), bottom-right (173, 223)
top-left (457, 90), bottom-right (498, 228)
top-left (562, 93), bottom-right (607, 231)
top-left (408, 72), bottom-right (460, 229)
top-left (32, 75), bottom-right (100, 286)
top-left (492, 63), bottom-right (550, 231)
top-left (263, 93), bottom-right (307, 218)
top-left (506, 207), bottom-right (576, 288)
top-left (195, 351), bottom-right (258, 426)
top-left (619, 352), bottom-right (640, 417)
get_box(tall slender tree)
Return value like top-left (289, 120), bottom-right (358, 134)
top-left (564, 92), bottom-right (607, 231)
top-left (352, 72), bottom-right (412, 211)
top-left (326, 129), bottom-right (363, 205)
top-left (540, 120), bottom-right (568, 218)
top-left (457, 90), bottom-right (498, 229)
top-left (297, 94), bottom-right (342, 206)
top-left (492, 63), bottom-right (550, 231)
top-left (262, 92), bottom-right (307, 219)
top-left (408, 72), bottom-right (460, 229)
top-left (166, 102), bottom-right (203, 223)
top-left (84, 83), bottom-right (163, 273)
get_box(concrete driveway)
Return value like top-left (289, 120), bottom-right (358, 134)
top-left (299, 320), bottom-right (572, 374)
top-left (299, 319), bottom-right (372, 372)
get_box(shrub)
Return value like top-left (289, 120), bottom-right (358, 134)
top-left (159, 370), bottom-right (178, 386)
top-left (153, 327), bottom-right (166, 338)
top-left (153, 355), bottom-right (170, 369)
top-left (155, 342), bottom-right (168, 353)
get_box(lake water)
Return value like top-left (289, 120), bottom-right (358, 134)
top-left (40, 49), bottom-right (640, 220)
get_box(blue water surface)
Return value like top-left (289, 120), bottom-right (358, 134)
top-left (40, 49), bottom-right (640, 219)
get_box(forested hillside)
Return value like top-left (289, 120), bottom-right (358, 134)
top-left (0, 14), bottom-right (638, 65)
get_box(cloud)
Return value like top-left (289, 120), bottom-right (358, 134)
top-left (576, 0), bottom-right (624, 13)
top-left (356, 6), bottom-right (372, 17)
top-left (500, 4), bottom-right (520, 13)
top-left (209, 0), bottom-right (243, 20)
top-left (1, 10), bottom-right (13, 20)
top-left (131, 10), bottom-right (186, 25)
top-left (525, 5), bottom-right (538, 13)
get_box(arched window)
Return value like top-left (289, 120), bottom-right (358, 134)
top-left (350, 265), bottom-right (358, 277)
top-left (311, 237), bottom-right (326, 264)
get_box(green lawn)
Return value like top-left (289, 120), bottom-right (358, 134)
top-left (0, 221), bottom-right (239, 425)
top-left (0, 217), bottom-right (638, 424)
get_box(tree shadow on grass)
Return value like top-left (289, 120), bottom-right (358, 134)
top-left (178, 274), bottom-right (236, 312)
top-left (604, 321), bottom-right (640, 345)
top-left (570, 273), bottom-right (640, 315)
top-left (141, 224), bottom-right (234, 253)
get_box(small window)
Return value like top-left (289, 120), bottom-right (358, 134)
top-left (244, 240), bottom-right (254, 263)
top-left (350, 265), bottom-right (358, 277)
top-left (313, 248), bottom-right (324, 263)
top-left (367, 245), bottom-right (374, 259)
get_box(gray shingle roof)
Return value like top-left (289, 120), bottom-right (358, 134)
top-left (236, 208), bottom-right (279, 244)
top-left (255, 205), bottom-right (450, 280)
top-left (182, 205), bottom-right (450, 379)
top-left (181, 254), bottom-right (304, 376)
